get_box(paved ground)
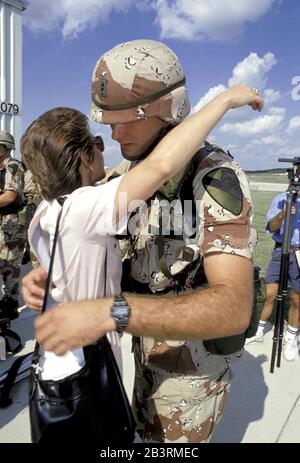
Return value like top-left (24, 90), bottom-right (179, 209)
top-left (1, 308), bottom-right (300, 443)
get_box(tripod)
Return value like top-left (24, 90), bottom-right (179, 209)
top-left (270, 158), bottom-right (300, 373)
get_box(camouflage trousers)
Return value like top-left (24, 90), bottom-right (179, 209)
top-left (0, 217), bottom-right (26, 300)
top-left (132, 341), bottom-right (232, 443)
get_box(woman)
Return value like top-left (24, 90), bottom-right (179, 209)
top-left (21, 84), bottom-right (263, 381)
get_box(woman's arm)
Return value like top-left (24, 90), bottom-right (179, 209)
top-left (115, 84), bottom-right (263, 214)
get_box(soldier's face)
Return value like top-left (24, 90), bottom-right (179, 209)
top-left (110, 118), bottom-right (167, 159)
top-left (0, 145), bottom-right (9, 158)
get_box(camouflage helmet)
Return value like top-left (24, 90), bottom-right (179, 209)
top-left (0, 130), bottom-right (15, 150)
top-left (90, 39), bottom-right (190, 126)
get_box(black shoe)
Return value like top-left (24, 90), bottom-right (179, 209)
top-left (0, 297), bottom-right (19, 321)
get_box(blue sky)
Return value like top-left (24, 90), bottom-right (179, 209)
top-left (22, 0), bottom-right (300, 170)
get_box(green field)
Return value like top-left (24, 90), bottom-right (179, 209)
top-left (248, 173), bottom-right (288, 184)
top-left (252, 191), bottom-right (278, 275)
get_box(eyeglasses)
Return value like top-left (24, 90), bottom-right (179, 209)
top-left (94, 135), bottom-right (104, 152)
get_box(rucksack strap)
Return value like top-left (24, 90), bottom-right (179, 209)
top-left (3, 328), bottom-right (22, 354)
top-left (0, 351), bottom-right (32, 408)
top-left (157, 142), bottom-right (214, 279)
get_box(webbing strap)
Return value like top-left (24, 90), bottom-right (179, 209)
top-left (157, 143), bottom-right (214, 279)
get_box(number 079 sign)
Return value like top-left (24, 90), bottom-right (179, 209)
top-left (0, 101), bottom-right (21, 115)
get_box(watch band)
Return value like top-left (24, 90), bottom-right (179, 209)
top-left (110, 295), bottom-right (131, 334)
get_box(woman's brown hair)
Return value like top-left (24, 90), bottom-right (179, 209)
top-left (21, 107), bottom-right (97, 201)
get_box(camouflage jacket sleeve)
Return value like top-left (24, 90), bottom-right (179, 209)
top-left (193, 151), bottom-right (256, 260)
top-left (4, 159), bottom-right (24, 194)
top-left (104, 159), bottom-right (132, 182)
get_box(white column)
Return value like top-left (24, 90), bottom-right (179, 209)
top-left (0, 0), bottom-right (28, 160)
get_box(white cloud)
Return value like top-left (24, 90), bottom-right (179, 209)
top-left (24, 0), bottom-right (133, 38)
top-left (287, 116), bottom-right (300, 135)
top-left (24, 0), bottom-right (278, 41)
top-left (192, 85), bottom-right (226, 112)
top-left (252, 135), bottom-right (286, 146)
top-left (228, 52), bottom-right (277, 88)
top-left (192, 52), bottom-right (277, 118)
top-left (154, 0), bottom-right (277, 42)
top-left (264, 88), bottom-right (281, 105)
top-left (220, 107), bottom-right (286, 136)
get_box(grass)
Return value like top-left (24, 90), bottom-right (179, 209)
top-left (251, 191), bottom-right (278, 275)
top-left (248, 173), bottom-right (288, 184)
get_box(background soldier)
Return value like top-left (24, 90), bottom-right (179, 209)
top-left (0, 130), bottom-right (26, 320)
top-left (21, 164), bottom-right (42, 267)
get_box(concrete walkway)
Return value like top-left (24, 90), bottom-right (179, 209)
top-left (0, 310), bottom-right (300, 443)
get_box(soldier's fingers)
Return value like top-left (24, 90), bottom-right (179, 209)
top-left (34, 312), bottom-right (52, 330)
top-left (37, 333), bottom-right (65, 354)
top-left (35, 319), bottom-right (55, 343)
top-left (35, 321), bottom-right (69, 355)
top-left (52, 342), bottom-right (70, 356)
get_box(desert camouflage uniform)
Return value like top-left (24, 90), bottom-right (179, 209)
top-left (111, 150), bottom-right (256, 443)
top-left (91, 40), bottom-right (256, 443)
top-left (24, 169), bottom-right (42, 228)
top-left (0, 157), bottom-right (26, 300)
top-left (23, 170), bottom-right (42, 267)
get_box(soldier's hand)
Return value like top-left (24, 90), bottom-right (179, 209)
top-left (34, 299), bottom-right (115, 355)
top-left (22, 266), bottom-right (47, 312)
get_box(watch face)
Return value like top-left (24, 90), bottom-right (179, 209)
top-left (116, 307), bottom-right (129, 319)
top-left (111, 301), bottom-right (130, 328)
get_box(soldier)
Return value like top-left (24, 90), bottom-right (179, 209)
top-left (0, 130), bottom-right (26, 320)
top-left (21, 164), bottom-right (42, 267)
top-left (23, 40), bottom-right (262, 443)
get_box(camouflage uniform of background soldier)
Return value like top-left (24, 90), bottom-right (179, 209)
top-left (21, 166), bottom-right (42, 268)
top-left (0, 131), bottom-right (26, 320)
top-left (90, 40), bottom-right (256, 443)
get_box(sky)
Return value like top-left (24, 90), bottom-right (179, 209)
top-left (21, 0), bottom-right (300, 171)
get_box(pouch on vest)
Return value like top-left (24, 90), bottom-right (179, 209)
top-left (204, 266), bottom-right (266, 355)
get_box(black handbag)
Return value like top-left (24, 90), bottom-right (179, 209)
top-left (29, 198), bottom-right (135, 444)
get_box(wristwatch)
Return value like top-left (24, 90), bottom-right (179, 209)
top-left (110, 295), bottom-right (131, 334)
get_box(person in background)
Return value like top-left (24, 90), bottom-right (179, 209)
top-left (0, 131), bottom-right (26, 320)
top-left (21, 163), bottom-right (42, 268)
top-left (246, 190), bottom-right (300, 362)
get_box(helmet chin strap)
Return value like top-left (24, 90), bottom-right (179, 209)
top-left (0, 148), bottom-right (9, 161)
top-left (121, 149), bottom-right (144, 162)
top-left (121, 125), bottom-right (172, 162)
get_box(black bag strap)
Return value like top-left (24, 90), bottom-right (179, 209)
top-left (0, 197), bottom-right (66, 407)
top-left (32, 197), bottom-right (66, 368)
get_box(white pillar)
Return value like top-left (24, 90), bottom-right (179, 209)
top-left (0, 0), bottom-right (28, 160)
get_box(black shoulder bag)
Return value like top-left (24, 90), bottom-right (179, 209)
top-left (29, 198), bottom-right (135, 444)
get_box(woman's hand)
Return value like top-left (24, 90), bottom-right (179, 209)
top-left (22, 266), bottom-right (47, 312)
top-left (220, 84), bottom-right (264, 112)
